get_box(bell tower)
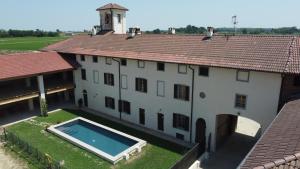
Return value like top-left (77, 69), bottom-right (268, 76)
top-left (96, 3), bottom-right (128, 34)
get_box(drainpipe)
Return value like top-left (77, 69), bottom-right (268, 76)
top-left (112, 58), bottom-right (122, 120)
top-left (188, 65), bottom-right (195, 143)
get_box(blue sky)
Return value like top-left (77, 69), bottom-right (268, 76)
top-left (0, 0), bottom-right (299, 31)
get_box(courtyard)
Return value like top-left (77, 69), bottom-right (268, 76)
top-left (2, 109), bottom-right (188, 169)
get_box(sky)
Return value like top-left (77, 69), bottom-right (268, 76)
top-left (0, 0), bottom-right (299, 31)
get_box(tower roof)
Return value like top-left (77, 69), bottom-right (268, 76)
top-left (96, 3), bottom-right (128, 11)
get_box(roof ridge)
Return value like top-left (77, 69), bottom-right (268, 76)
top-left (283, 36), bottom-right (297, 73)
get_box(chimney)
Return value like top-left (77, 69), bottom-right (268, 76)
top-left (128, 27), bottom-right (136, 38)
top-left (207, 27), bottom-right (214, 37)
top-left (168, 27), bottom-right (176, 34)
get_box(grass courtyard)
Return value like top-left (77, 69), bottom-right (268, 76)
top-left (0, 36), bottom-right (68, 52)
top-left (6, 109), bottom-right (188, 169)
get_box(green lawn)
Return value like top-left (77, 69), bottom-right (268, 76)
top-left (7, 109), bottom-right (188, 169)
top-left (0, 36), bottom-right (68, 51)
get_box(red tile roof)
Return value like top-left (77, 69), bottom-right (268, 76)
top-left (96, 3), bottom-right (128, 11)
top-left (0, 52), bottom-right (75, 81)
top-left (44, 34), bottom-right (300, 74)
top-left (240, 99), bottom-right (300, 169)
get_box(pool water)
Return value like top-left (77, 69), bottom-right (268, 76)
top-left (56, 120), bottom-right (138, 156)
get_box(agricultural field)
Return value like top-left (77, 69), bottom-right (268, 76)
top-left (0, 37), bottom-right (68, 53)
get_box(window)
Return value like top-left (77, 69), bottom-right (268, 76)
top-left (118, 100), bottom-right (130, 114)
top-left (178, 64), bottom-right (187, 74)
top-left (199, 66), bottom-right (209, 77)
top-left (80, 55), bottom-right (85, 61)
top-left (117, 14), bottom-right (121, 23)
top-left (121, 59), bottom-right (127, 66)
top-left (93, 70), bottom-right (99, 84)
top-left (294, 76), bottom-right (300, 86)
top-left (173, 113), bottom-right (189, 131)
top-left (106, 57), bottom-right (112, 65)
top-left (82, 90), bottom-right (88, 107)
top-left (157, 81), bottom-right (165, 97)
top-left (157, 62), bottom-right (165, 71)
top-left (176, 133), bottom-right (184, 140)
top-left (92, 56), bottom-right (98, 63)
top-left (174, 84), bottom-right (190, 101)
top-left (139, 108), bottom-right (145, 125)
top-left (104, 73), bottom-right (114, 86)
top-left (105, 13), bottom-right (110, 24)
top-left (81, 69), bottom-right (86, 80)
top-left (105, 97), bottom-right (115, 109)
top-left (136, 78), bottom-right (147, 93)
top-left (138, 60), bottom-right (145, 68)
top-left (235, 94), bottom-right (247, 109)
top-left (237, 70), bottom-right (250, 82)
top-left (121, 74), bottom-right (128, 89)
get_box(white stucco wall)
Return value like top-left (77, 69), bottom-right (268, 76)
top-left (74, 55), bottom-right (282, 151)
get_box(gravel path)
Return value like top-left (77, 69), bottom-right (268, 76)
top-left (0, 143), bottom-right (28, 169)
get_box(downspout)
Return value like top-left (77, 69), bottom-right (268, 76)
top-left (112, 58), bottom-right (122, 120)
top-left (188, 65), bottom-right (195, 143)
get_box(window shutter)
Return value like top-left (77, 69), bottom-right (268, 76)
top-left (173, 114), bottom-right (177, 128)
top-left (185, 86), bottom-right (190, 101)
top-left (144, 79), bottom-right (147, 92)
top-left (118, 100), bottom-right (122, 112)
top-left (174, 85), bottom-right (178, 98)
top-left (136, 78), bottom-right (138, 91)
top-left (111, 74), bottom-right (114, 86)
top-left (185, 116), bottom-right (189, 131)
top-left (104, 74), bottom-right (107, 84)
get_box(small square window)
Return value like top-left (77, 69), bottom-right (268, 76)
top-left (104, 73), bottom-right (114, 86)
top-left (178, 64), bottom-right (187, 74)
top-left (93, 56), bottom-right (98, 63)
top-left (157, 62), bottom-right (165, 71)
top-left (138, 60), bottom-right (145, 68)
top-left (121, 59), bottom-right (127, 66)
top-left (235, 94), bottom-right (247, 109)
top-left (106, 57), bottom-right (112, 65)
top-left (199, 66), bottom-right (209, 76)
top-left (80, 55), bottom-right (85, 61)
top-left (237, 70), bottom-right (250, 82)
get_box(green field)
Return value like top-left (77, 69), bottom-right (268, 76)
top-left (7, 109), bottom-right (187, 169)
top-left (0, 37), bottom-right (68, 51)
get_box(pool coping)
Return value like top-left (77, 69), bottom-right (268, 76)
top-left (47, 117), bottom-right (147, 164)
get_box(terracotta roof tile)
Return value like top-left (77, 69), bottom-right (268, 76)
top-left (44, 34), bottom-right (300, 74)
top-left (0, 52), bottom-right (75, 81)
top-left (96, 3), bottom-right (128, 11)
top-left (240, 99), bottom-right (300, 168)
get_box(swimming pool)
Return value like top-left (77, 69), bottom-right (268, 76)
top-left (47, 117), bottom-right (146, 164)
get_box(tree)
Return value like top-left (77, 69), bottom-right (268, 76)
top-left (153, 29), bottom-right (161, 34)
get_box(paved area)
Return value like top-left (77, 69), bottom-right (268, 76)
top-left (200, 133), bottom-right (258, 169)
top-left (0, 143), bottom-right (28, 169)
top-left (199, 116), bottom-right (261, 169)
top-left (0, 102), bottom-right (74, 127)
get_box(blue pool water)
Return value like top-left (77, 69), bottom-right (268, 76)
top-left (56, 120), bottom-right (137, 156)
